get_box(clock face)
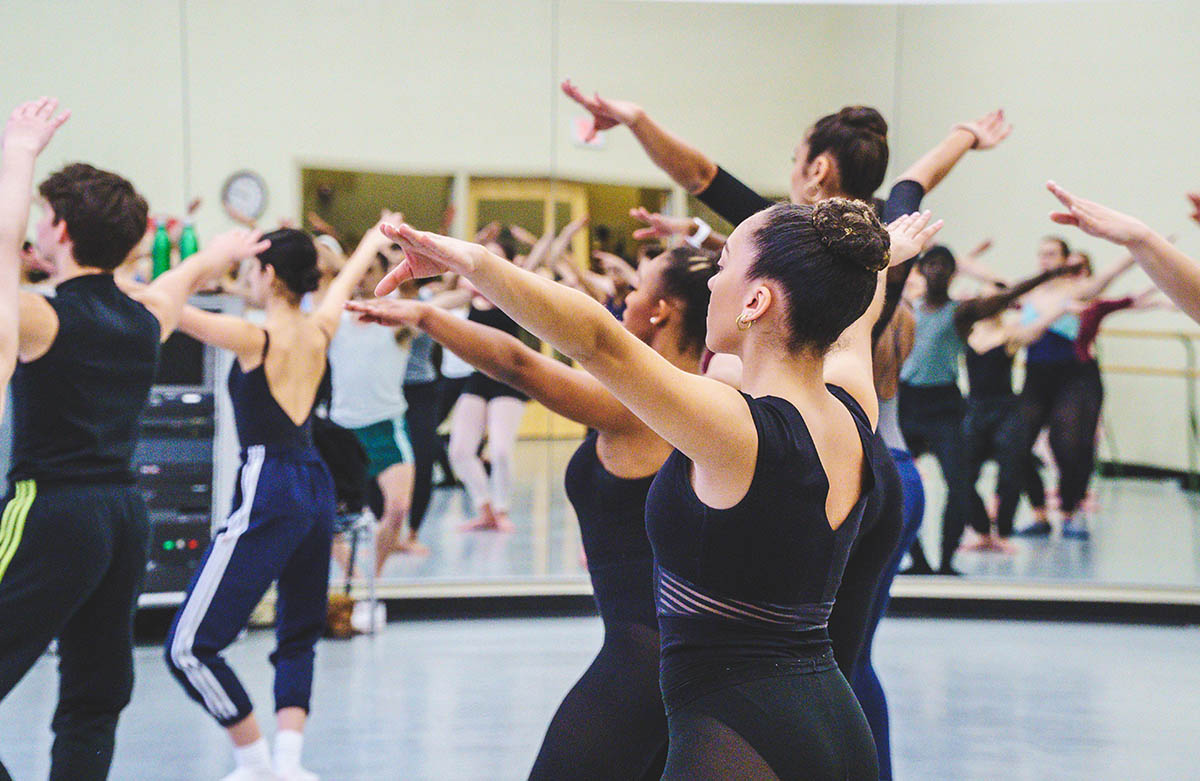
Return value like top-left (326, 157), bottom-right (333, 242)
top-left (221, 170), bottom-right (268, 219)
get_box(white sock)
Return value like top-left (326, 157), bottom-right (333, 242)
top-left (234, 737), bottom-right (272, 771)
top-left (274, 729), bottom-right (304, 771)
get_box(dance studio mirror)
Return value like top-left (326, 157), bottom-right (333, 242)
top-left (3, 0), bottom-right (1199, 610)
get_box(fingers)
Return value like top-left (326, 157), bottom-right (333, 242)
top-left (1049, 212), bottom-right (1080, 227)
top-left (374, 262), bottom-right (411, 297)
top-left (916, 219), bottom-right (945, 247)
top-left (1045, 180), bottom-right (1076, 209)
top-left (631, 227), bottom-right (659, 240)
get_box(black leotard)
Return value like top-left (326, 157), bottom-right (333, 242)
top-left (646, 387), bottom-right (880, 780)
top-left (528, 430), bottom-right (666, 780)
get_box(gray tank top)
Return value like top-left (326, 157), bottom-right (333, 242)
top-left (900, 299), bottom-right (962, 387)
top-left (876, 396), bottom-right (907, 452)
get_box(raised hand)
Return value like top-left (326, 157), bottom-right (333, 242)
top-left (3, 97), bottom-right (70, 157)
top-left (1187, 192), bottom-right (1200, 226)
top-left (561, 79), bottom-right (643, 142)
top-left (629, 207), bottom-right (694, 240)
top-left (886, 211), bottom-right (943, 267)
top-left (206, 228), bottom-right (271, 262)
top-left (953, 109), bottom-right (1012, 151)
top-left (1047, 181), bottom-right (1151, 246)
top-left (474, 220), bottom-right (502, 244)
top-left (345, 298), bottom-right (426, 327)
top-left (375, 224), bottom-right (488, 295)
top-left (509, 224), bottom-right (540, 246)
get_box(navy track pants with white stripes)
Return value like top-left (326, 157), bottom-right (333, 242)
top-left (164, 445), bottom-right (335, 726)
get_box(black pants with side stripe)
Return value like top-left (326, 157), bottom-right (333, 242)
top-left (0, 480), bottom-right (149, 781)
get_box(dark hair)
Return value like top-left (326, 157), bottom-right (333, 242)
top-left (655, 247), bottom-right (718, 353)
top-left (751, 199), bottom-right (889, 351)
top-left (918, 245), bottom-right (957, 272)
top-left (38, 163), bottom-right (148, 271)
top-left (494, 228), bottom-right (517, 261)
top-left (257, 229), bottom-right (320, 299)
top-left (637, 241), bottom-right (665, 263)
top-left (806, 107), bottom-right (889, 201)
top-left (1042, 236), bottom-right (1070, 259)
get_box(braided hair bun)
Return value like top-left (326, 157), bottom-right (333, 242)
top-left (811, 198), bottom-right (890, 272)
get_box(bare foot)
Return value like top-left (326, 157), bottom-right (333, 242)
top-left (492, 512), bottom-right (515, 533)
top-left (958, 528), bottom-right (991, 552)
top-left (396, 532), bottom-right (431, 555)
top-left (987, 535), bottom-right (1018, 554)
top-left (458, 503), bottom-right (500, 532)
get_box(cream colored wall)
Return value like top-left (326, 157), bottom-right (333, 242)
top-left (3, 0), bottom-right (1199, 468)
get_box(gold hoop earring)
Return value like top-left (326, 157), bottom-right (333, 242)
top-left (736, 313), bottom-right (753, 331)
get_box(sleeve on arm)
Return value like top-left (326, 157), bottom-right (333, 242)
top-left (880, 179), bottom-right (926, 224)
top-left (696, 166), bottom-right (774, 227)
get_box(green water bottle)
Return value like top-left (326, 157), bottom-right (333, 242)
top-left (151, 217), bottom-right (171, 279)
top-left (179, 219), bottom-right (199, 260)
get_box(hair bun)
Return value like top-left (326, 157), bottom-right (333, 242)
top-left (811, 198), bottom-right (890, 272)
top-left (837, 106), bottom-right (888, 138)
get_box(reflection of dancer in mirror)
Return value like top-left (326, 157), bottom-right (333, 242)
top-left (1007, 237), bottom-right (1132, 539)
top-left (328, 223), bottom-right (421, 568)
top-left (352, 245), bottom-right (716, 781)
top-left (444, 220), bottom-right (587, 533)
top-left (366, 197), bottom-right (934, 779)
top-left (160, 224), bottom-right (387, 781)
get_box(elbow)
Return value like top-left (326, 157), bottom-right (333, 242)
top-left (684, 161), bottom-right (719, 195)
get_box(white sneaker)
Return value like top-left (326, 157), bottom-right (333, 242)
top-left (219, 767), bottom-right (279, 781)
top-left (275, 766), bottom-right (319, 781)
top-left (350, 600), bottom-right (386, 634)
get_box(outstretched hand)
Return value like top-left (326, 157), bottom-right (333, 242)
top-left (345, 298), bottom-right (425, 327)
top-left (1047, 181), bottom-right (1150, 246)
top-left (953, 109), bottom-right (1011, 151)
top-left (629, 207), bottom-right (694, 240)
top-left (374, 224), bottom-right (487, 295)
top-left (561, 79), bottom-right (643, 142)
top-left (886, 211), bottom-right (943, 267)
top-left (3, 97), bottom-right (70, 157)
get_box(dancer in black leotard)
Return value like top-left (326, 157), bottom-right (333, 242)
top-left (352, 246), bottom-right (716, 780)
top-left (368, 196), bottom-right (935, 779)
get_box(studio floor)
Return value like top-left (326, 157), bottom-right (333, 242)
top-left (2, 616), bottom-right (1199, 780)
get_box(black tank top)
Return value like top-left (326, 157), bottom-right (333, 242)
top-left (9, 274), bottom-right (160, 483)
top-left (564, 430), bottom-right (658, 627)
top-left (965, 345), bottom-right (1014, 398)
top-left (227, 331), bottom-right (328, 451)
top-left (645, 386), bottom-right (876, 667)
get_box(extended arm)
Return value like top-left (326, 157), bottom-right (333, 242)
top-left (310, 214), bottom-right (395, 337)
top-left (375, 223), bottom-right (755, 474)
top-left (1047, 181), bottom-right (1200, 324)
top-left (1, 98), bottom-right (70, 398)
top-left (347, 298), bottom-right (637, 432)
top-left (134, 230), bottom-right (270, 341)
top-left (562, 80), bottom-right (718, 194)
top-left (954, 266), bottom-right (1071, 339)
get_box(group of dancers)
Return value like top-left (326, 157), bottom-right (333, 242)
top-left (2, 82), bottom-right (1200, 781)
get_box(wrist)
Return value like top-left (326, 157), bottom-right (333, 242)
top-left (951, 124), bottom-right (980, 149)
top-left (1121, 223), bottom-right (1156, 249)
top-left (625, 106), bottom-right (648, 130)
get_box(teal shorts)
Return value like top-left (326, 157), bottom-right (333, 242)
top-left (351, 417), bottom-right (415, 478)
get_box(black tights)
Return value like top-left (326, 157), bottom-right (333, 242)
top-left (528, 622), bottom-right (666, 780)
top-left (1013, 361), bottom-right (1103, 518)
top-left (661, 664), bottom-right (877, 780)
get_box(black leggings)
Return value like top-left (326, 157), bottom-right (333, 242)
top-left (528, 622), bottom-right (666, 780)
top-left (1016, 361), bottom-right (1103, 517)
top-left (403, 381), bottom-right (441, 533)
top-left (898, 383), bottom-right (986, 569)
top-left (964, 394), bottom-right (1025, 537)
top-left (661, 656), bottom-right (877, 780)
